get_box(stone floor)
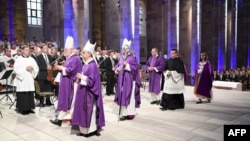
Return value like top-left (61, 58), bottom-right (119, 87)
top-left (0, 86), bottom-right (250, 141)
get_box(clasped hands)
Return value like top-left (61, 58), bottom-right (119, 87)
top-left (148, 67), bottom-right (155, 71)
top-left (166, 70), bottom-right (171, 77)
top-left (26, 66), bottom-right (33, 72)
top-left (76, 73), bottom-right (83, 80)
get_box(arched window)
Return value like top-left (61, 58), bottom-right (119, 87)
top-left (27, 0), bottom-right (42, 26)
top-left (139, 1), bottom-right (146, 36)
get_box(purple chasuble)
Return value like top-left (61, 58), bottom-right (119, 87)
top-left (57, 54), bottom-right (82, 111)
top-left (72, 60), bottom-right (105, 130)
top-left (146, 56), bottom-right (165, 94)
top-left (150, 57), bottom-right (156, 67)
top-left (114, 54), bottom-right (141, 108)
top-left (195, 61), bottom-right (213, 98)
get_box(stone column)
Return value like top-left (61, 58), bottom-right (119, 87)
top-left (167, 0), bottom-right (178, 57)
top-left (63, 0), bottom-right (89, 48)
top-left (179, 0), bottom-right (192, 84)
top-left (226, 0), bottom-right (232, 69)
top-left (217, 0), bottom-right (226, 70)
top-left (237, 0), bottom-right (249, 67)
top-left (92, 0), bottom-right (105, 47)
top-left (133, 0), bottom-right (140, 63)
top-left (43, 0), bottom-right (64, 47)
top-left (63, 0), bottom-right (75, 45)
top-left (105, 0), bottom-right (120, 50)
top-left (13, 0), bottom-right (25, 42)
top-left (201, 0), bottom-right (222, 70)
top-left (190, 0), bottom-right (201, 84)
top-left (77, 0), bottom-right (89, 47)
top-left (0, 0), bottom-right (10, 41)
top-left (228, 0), bottom-right (236, 69)
top-left (119, 0), bottom-right (132, 46)
top-left (146, 0), bottom-right (167, 57)
top-left (248, 3), bottom-right (250, 67)
top-left (0, 0), bottom-right (9, 40)
top-left (8, 0), bottom-right (14, 42)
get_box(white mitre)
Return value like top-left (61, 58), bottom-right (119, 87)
top-left (65, 36), bottom-right (74, 49)
top-left (122, 38), bottom-right (132, 50)
top-left (83, 40), bottom-right (96, 55)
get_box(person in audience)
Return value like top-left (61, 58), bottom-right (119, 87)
top-left (213, 70), bottom-right (220, 80)
top-left (193, 52), bottom-right (213, 104)
top-left (230, 70), bottom-right (239, 82)
top-left (223, 70), bottom-right (230, 81)
top-left (218, 71), bottom-right (224, 81)
top-left (103, 50), bottom-right (117, 96)
top-left (241, 70), bottom-right (249, 91)
top-left (247, 69), bottom-right (250, 90)
top-left (36, 45), bottom-right (53, 106)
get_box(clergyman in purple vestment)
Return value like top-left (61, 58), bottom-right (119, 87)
top-left (145, 48), bottom-right (165, 105)
top-left (114, 38), bottom-right (141, 121)
top-left (194, 52), bottom-right (214, 104)
top-left (50, 36), bottom-right (82, 127)
top-left (73, 40), bottom-right (105, 137)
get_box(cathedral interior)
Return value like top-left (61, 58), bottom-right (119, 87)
top-left (0, 0), bottom-right (249, 84)
top-left (0, 1), bottom-right (250, 141)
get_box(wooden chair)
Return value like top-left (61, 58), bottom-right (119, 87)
top-left (140, 70), bottom-right (149, 91)
top-left (34, 81), bottom-right (55, 110)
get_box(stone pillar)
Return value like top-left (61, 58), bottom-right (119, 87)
top-left (8, 0), bottom-right (14, 42)
top-left (226, 0), bottom-right (233, 69)
top-left (190, 0), bottom-right (201, 84)
top-left (217, 0), bottom-right (226, 70)
top-left (114, 0), bottom-right (140, 61)
top-left (237, 0), bottom-right (249, 67)
top-left (229, 0), bottom-right (236, 69)
top-left (78, 0), bottom-right (89, 47)
top-left (0, 0), bottom-right (10, 40)
top-left (133, 0), bottom-right (140, 63)
top-left (248, 2), bottom-right (250, 67)
top-left (63, 0), bottom-right (75, 45)
top-left (105, 0), bottom-right (120, 50)
top-left (43, 0), bottom-right (64, 47)
top-left (63, 0), bottom-right (89, 48)
top-left (179, 0), bottom-right (192, 84)
top-left (167, 0), bottom-right (178, 57)
top-left (201, 0), bottom-right (221, 70)
top-left (146, 0), bottom-right (167, 57)
top-left (119, 0), bottom-right (132, 46)
top-left (92, 0), bottom-right (105, 47)
top-left (13, 0), bottom-right (25, 42)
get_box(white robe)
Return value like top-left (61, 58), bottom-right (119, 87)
top-left (163, 70), bottom-right (184, 94)
top-left (120, 63), bottom-right (136, 117)
top-left (13, 56), bottom-right (39, 92)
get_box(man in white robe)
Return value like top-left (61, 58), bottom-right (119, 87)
top-left (160, 49), bottom-right (185, 111)
top-left (14, 45), bottom-right (39, 115)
